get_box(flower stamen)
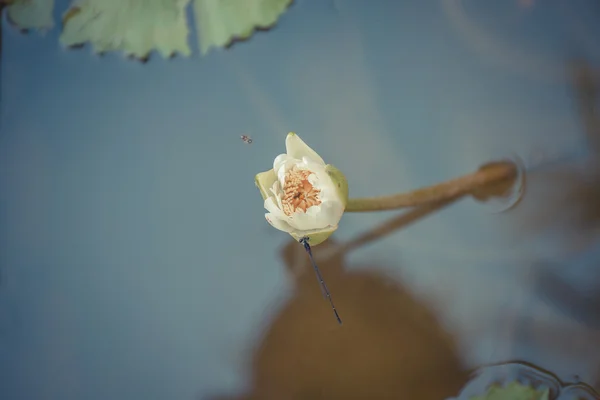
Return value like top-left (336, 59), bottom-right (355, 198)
top-left (281, 166), bottom-right (322, 216)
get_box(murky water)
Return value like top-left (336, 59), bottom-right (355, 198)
top-left (1, 0), bottom-right (600, 399)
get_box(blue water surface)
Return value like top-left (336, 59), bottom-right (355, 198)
top-left (1, 0), bottom-right (600, 399)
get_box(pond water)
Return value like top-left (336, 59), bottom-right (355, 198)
top-left (1, 0), bottom-right (600, 399)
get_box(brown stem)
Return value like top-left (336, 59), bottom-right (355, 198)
top-left (345, 160), bottom-right (519, 212)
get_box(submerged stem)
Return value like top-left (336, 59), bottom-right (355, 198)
top-left (345, 160), bottom-right (519, 212)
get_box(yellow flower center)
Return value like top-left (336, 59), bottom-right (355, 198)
top-left (281, 166), bottom-right (322, 216)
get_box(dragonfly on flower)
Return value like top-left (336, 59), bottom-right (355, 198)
top-left (299, 236), bottom-right (342, 325)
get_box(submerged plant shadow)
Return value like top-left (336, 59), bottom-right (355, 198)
top-left (493, 59), bottom-right (600, 391)
top-left (520, 60), bottom-right (600, 336)
top-left (335, 196), bottom-right (460, 256)
top-left (207, 199), bottom-right (469, 400)
top-left (209, 239), bottom-right (469, 400)
top-left (521, 60), bottom-right (600, 244)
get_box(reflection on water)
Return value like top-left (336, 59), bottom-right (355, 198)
top-left (209, 239), bottom-right (469, 400)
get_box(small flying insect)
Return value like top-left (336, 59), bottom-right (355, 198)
top-left (240, 135), bottom-right (253, 144)
top-left (299, 236), bottom-right (342, 325)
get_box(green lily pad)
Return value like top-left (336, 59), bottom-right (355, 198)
top-left (6, 0), bottom-right (54, 31)
top-left (59, 0), bottom-right (192, 60)
top-left (470, 382), bottom-right (550, 400)
top-left (193, 0), bottom-right (293, 55)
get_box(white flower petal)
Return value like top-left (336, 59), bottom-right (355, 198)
top-left (265, 214), bottom-right (294, 233)
top-left (318, 200), bottom-right (345, 226)
top-left (269, 181), bottom-right (285, 210)
top-left (308, 168), bottom-right (339, 203)
top-left (302, 157), bottom-right (324, 171)
top-left (285, 133), bottom-right (325, 166)
top-left (269, 180), bottom-right (280, 197)
top-left (277, 163), bottom-right (288, 186)
top-left (286, 198), bottom-right (343, 232)
top-left (269, 187), bottom-right (277, 198)
top-left (264, 197), bottom-right (286, 218)
top-left (275, 157), bottom-right (301, 186)
top-left (288, 212), bottom-right (323, 231)
top-left (273, 154), bottom-right (290, 172)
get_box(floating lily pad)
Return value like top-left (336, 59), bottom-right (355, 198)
top-left (6, 0), bottom-right (54, 31)
top-left (59, 0), bottom-right (192, 60)
top-left (470, 382), bottom-right (550, 400)
top-left (193, 0), bottom-right (293, 55)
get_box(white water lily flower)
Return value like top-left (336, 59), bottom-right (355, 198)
top-left (255, 132), bottom-right (348, 246)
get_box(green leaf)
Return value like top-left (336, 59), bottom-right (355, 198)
top-left (289, 226), bottom-right (337, 247)
top-left (255, 169), bottom-right (277, 200)
top-left (193, 0), bottom-right (293, 55)
top-left (59, 0), bottom-right (192, 60)
top-left (469, 382), bottom-right (550, 400)
top-left (326, 164), bottom-right (349, 209)
top-left (7, 0), bottom-right (54, 31)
